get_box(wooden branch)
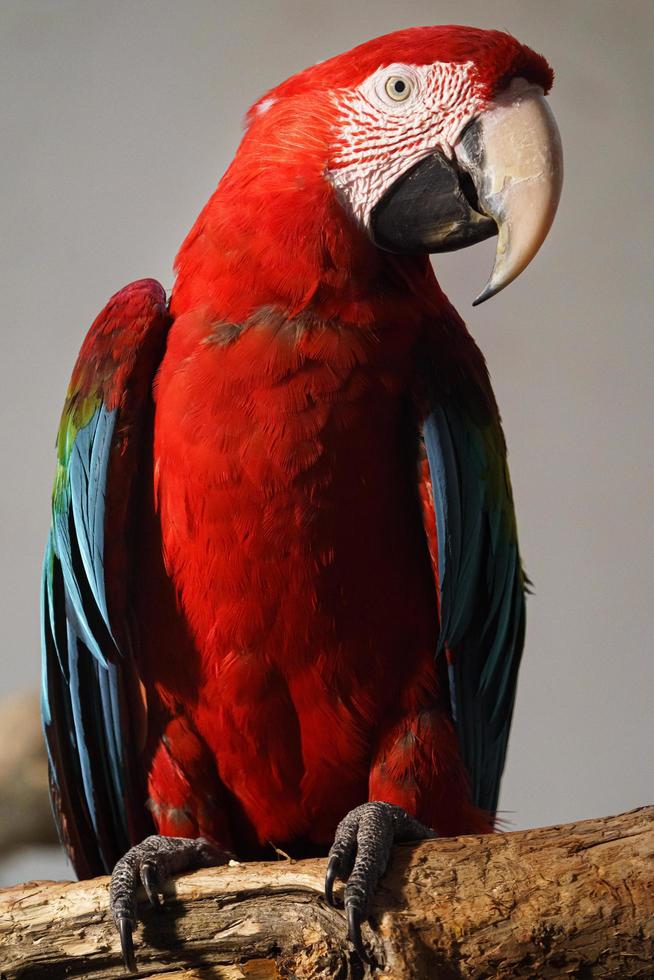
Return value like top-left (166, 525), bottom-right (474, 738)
top-left (0, 691), bottom-right (58, 855)
top-left (1, 807), bottom-right (652, 979)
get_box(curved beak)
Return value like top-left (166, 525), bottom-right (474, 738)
top-left (455, 78), bottom-right (563, 305)
top-left (369, 77), bottom-right (563, 305)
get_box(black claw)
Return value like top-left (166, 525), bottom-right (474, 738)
top-left (325, 855), bottom-right (339, 907)
top-left (141, 862), bottom-right (162, 910)
top-left (347, 904), bottom-right (368, 963)
top-left (118, 917), bottom-right (137, 974)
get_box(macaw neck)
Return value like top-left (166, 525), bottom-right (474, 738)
top-left (170, 157), bottom-right (443, 325)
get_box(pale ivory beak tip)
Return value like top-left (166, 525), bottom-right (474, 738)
top-left (457, 78), bottom-right (563, 306)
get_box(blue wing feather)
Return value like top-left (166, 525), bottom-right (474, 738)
top-left (43, 408), bottom-right (130, 871)
top-left (68, 405), bottom-right (115, 639)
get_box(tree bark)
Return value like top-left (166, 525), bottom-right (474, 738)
top-left (0, 807), bottom-right (652, 979)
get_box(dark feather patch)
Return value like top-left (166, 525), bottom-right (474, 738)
top-left (421, 344), bottom-right (526, 817)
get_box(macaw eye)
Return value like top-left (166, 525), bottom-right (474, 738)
top-left (385, 75), bottom-right (413, 102)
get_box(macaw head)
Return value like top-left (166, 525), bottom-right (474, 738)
top-left (174, 26), bottom-right (562, 317)
top-left (240, 25), bottom-right (562, 305)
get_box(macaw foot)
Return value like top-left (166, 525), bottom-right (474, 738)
top-left (110, 835), bottom-right (230, 974)
top-left (324, 802), bottom-right (436, 961)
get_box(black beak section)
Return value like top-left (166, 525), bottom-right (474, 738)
top-left (370, 146), bottom-right (497, 255)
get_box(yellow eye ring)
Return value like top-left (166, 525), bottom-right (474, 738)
top-left (385, 75), bottom-right (412, 102)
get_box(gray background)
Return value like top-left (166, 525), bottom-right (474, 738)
top-left (1, 0), bottom-right (652, 884)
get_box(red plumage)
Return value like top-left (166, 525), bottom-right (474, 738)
top-left (145, 283), bottom-right (489, 853)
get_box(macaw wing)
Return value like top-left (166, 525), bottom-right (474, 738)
top-left (41, 279), bottom-right (170, 876)
top-left (420, 313), bottom-right (527, 818)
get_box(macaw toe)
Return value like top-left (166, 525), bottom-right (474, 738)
top-left (109, 835), bottom-right (228, 974)
top-left (325, 802), bottom-right (437, 962)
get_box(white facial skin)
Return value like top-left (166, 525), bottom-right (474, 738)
top-left (325, 63), bottom-right (563, 303)
top-left (327, 61), bottom-right (487, 229)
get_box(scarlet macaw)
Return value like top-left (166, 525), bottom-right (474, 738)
top-left (41, 25), bottom-right (562, 968)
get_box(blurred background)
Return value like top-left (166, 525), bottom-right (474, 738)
top-left (1, 0), bottom-right (652, 886)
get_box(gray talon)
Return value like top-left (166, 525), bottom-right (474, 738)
top-left (109, 835), bottom-right (226, 972)
top-left (326, 802), bottom-right (436, 960)
top-left (118, 916), bottom-right (137, 974)
top-left (141, 862), bottom-right (162, 909)
top-left (347, 904), bottom-right (369, 962)
top-left (324, 854), bottom-right (339, 906)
